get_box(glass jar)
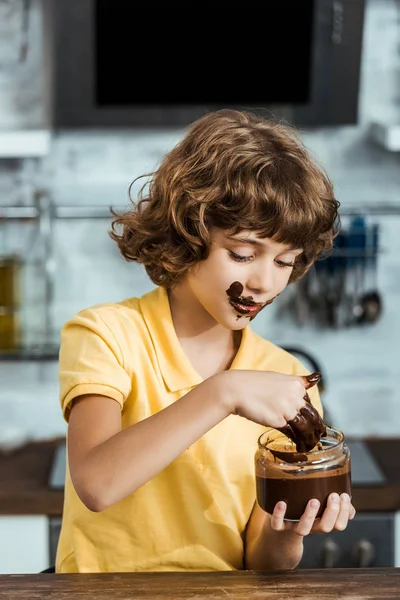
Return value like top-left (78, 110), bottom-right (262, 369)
top-left (255, 426), bottom-right (351, 521)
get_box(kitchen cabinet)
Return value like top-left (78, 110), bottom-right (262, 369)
top-left (301, 512), bottom-right (396, 568)
top-left (0, 437), bottom-right (63, 574)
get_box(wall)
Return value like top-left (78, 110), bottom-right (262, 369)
top-left (1, 0), bottom-right (400, 447)
top-left (0, 0), bottom-right (47, 129)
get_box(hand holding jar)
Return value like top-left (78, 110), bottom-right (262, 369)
top-left (269, 490), bottom-right (356, 537)
top-left (254, 374), bottom-right (356, 533)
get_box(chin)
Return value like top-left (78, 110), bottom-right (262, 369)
top-left (223, 313), bottom-right (252, 330)
top-left (231, 321), bottom-right (249, 331)
top-left (209, 306), bottom-right (254, 330)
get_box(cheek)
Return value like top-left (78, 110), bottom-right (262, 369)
top-left (278, 270), bottom-right (293, 289)
top-left (190, 259), bottom-right (228, 291)
top-left (206, 252), bottom-right (237, 281)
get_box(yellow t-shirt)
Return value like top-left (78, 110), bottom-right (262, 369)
top-left (56, 285), bottom-right (322, 573)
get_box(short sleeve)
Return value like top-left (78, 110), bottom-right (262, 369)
top-left (58, 307), bottom-right (132, 421)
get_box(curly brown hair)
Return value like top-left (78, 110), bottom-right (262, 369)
top-left (110, 109), bottom-right (340, 288)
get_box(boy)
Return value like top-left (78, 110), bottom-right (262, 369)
top-left (56, 109), bottom-right (355, 573)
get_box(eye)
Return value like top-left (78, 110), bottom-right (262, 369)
top-left (229, 251), bottom-right (253, 263)
top-left (275, 259), bottom-right (295, 268)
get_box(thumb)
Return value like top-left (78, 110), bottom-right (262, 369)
top-left (300, 371), bottom-right (322, 390)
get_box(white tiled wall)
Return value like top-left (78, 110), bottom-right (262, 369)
top-left (1, 0), bottom-right (400, 445)
top-left (0, 0), bottom-right (47, 130)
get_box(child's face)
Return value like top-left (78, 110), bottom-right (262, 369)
top-left (185, 228), bottom-right (303, 330)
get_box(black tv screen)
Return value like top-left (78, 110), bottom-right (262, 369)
top-left (50, 0), bottom-right (366, 128)
top-left (95, 1), bottom-right (314, 106)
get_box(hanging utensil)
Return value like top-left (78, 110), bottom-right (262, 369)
top-left (315, 229), bottom-right (348, 328)
top-left (314, 251), bottom-right (332, 327)
top-left (328, 230), bottom-right (348, 329)
top-left (357, 223), bottom-right (382, 324)
top-left (346, 215), bottom-right (367, 325)
top-left (333, 229), bottom-right (349, 329)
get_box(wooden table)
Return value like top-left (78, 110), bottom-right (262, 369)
top-left (0, 569), bottom-right (399, 599)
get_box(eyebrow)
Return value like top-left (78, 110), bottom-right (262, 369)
top-left (227, 235), bottom-right (264, 246)
top-left (226, 234), bottom-right (302, 252)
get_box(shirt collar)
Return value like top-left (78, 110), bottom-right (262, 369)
top-left (140, 286), bottom-right (257, 392)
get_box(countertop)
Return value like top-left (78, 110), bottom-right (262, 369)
top-left (0, 437), bottom-right (64, 516)
top-left (0, 569), bottom-right (399, 599)
top-left (1, 437), bottom-right (400, 516)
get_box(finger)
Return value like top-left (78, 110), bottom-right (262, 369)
top-left (281, 400), bottom-right (306, 424)
top-left (295, 498), bottom-right (320, 536)
top-left (349, 503), bottom-right (356, 520)
top-left (284, 405), bottom-right (304, 424)
top-left (333, 493), bottom-right (352, 531)
top-left (283, 389), bottom-right (308, 423)
top-left (270, 501), bottom-right (287, 531)
top-left (300, 372), bottom-right (322, 390)
top-left (318, 493), bottom-right (341, 532)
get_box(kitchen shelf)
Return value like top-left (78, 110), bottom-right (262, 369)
top-left (0, 205), bottom-right (118, 220)
top-left (370, 121), bottom-right (400, 152)
top-left (0, 345), bottom-right (59, 362)
top-left (0, 130), bottom-right (51, 158)
top-left (3, 203), bottom-right (400, 221)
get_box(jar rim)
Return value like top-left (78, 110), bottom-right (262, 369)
top-left (257, 425), bottom-right (345, 464)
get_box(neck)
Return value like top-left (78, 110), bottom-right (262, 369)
top-left (167, 283), bottom-right (242, 378)
top-left (167, 283), bottom-right (241, 352)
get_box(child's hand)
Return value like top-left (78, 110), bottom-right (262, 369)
top-left (220, 370), bottom-right (311, 429)
top-left (270, 493), bottom-right (356, 536)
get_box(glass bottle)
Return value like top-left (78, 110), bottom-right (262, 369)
top-left (0, 254), bottom-right (22, 351)
top-left (21, 189), bottom-right (55, 352)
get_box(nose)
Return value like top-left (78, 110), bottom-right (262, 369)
top-left (246, 260), bottom-right (275, 297)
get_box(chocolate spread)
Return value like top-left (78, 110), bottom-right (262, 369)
top-left (226, 281), bottom-right (245, 299)
top-left (225, 281), bottom-right (271, 320)
top-left (256, 467), bottom-right (351, 520)
top-left (275, 372), bottom-right (327, 454)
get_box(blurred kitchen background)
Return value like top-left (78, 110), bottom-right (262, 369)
top-left (2, 0), bottom-right (400, 573)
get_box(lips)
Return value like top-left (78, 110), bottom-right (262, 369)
top-left (229, 298), bottom-right (263, 316)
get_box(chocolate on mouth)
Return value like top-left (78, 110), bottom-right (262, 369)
top-left (225, 281), bottom-right (265, 319)
top-left (230, 296), bottom-right (262, 308)
top-left (226, 282), bottom-right (260, 305)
